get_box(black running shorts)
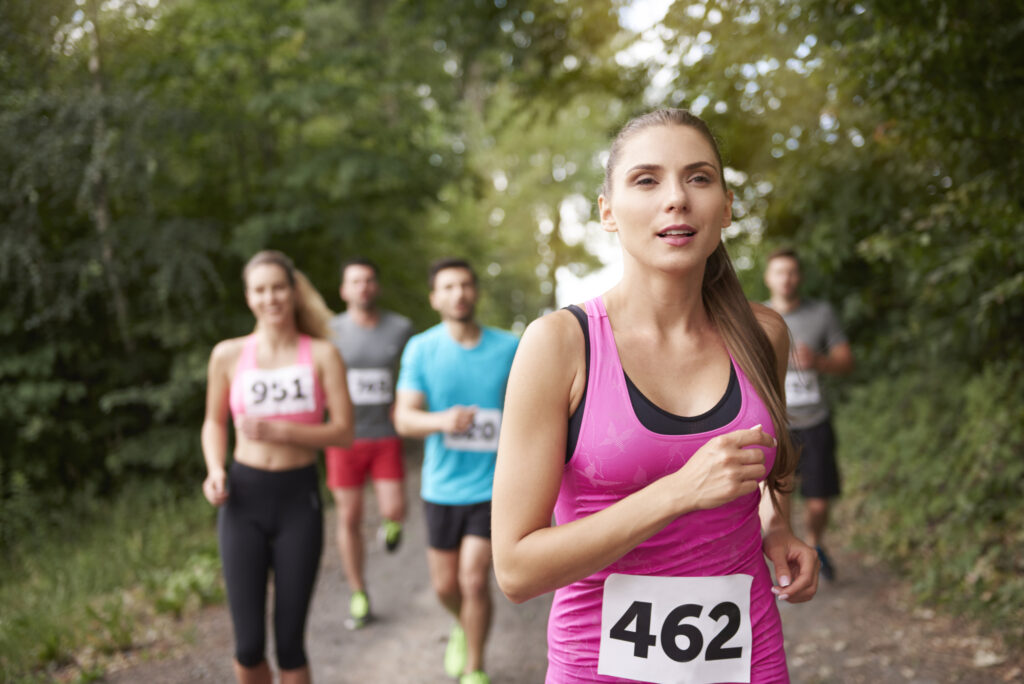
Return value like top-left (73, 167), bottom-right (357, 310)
top-left (423, 500), bottom-right (492, 550)
top-left (792, 419), bottom-right (841, 499)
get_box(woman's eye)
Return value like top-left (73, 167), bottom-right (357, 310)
top-left (690, 174), bottom-right (711, 184)
top-left (635, 176), bottom-right (656, 185)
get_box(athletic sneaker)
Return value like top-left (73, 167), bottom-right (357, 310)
top-left (459, 671), bottom-right (490, 684)
top-left (816, 545), bottom-right (836, 582)
top-left (379, 519), bottom-right (403, 553)
top-left (345, 590), bottom-right (371, 630)
top-left (444, 624), bottom-right (467, 678)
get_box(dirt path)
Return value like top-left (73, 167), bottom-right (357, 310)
top-left (103, 450), bottom-right (1022, 683)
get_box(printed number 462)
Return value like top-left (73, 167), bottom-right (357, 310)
top-left (609, 600), bottom-right (743, 663)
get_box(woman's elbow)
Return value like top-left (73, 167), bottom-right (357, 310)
top-left (494, 554), bottom-right (544, 605)
top-left (495, 568), bottom-right (533, 605)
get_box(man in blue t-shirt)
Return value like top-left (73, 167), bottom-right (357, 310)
top-left (395, 258), bottom-right (518, 684)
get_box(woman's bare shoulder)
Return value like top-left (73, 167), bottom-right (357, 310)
top-left (520, 307), bottom-right (585, 357)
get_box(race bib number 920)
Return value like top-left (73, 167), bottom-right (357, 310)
top-left (598, 573), bottom-right (752, 684)
top-left (443, 408), bottom-right (501, 452)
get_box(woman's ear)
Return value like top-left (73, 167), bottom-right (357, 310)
top-left (598, 194), bottom-right (618, 233)
top-left (722, 189), bottom-right (734, 227)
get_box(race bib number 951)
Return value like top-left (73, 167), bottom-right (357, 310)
top-left (598, 573), bottom-right (752, 684)
top-left (443, 408), bottom-right (501, 452)
top-left (239, 365), bottom-right (317, 417)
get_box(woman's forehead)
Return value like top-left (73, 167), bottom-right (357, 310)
top-left (616, 124), bottom-right (718, 169)
top-left (247, 262), bottom-right (289, 282)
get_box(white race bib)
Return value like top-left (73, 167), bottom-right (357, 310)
top-left (598, 573), bottom-right (753, 684)
top-left (347, 368), bottom-right (393, 405)
top-left (785, 369), bottom-right (822, 407)
top-left (240, 365), bottom-right (317, 417)
top-left (443, 408), bottom-right (501, 452)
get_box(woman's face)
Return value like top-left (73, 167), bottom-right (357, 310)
top-left (245, 263), bottom-right (295, 326)
top-left (599, 124), bottom-right (732, 274)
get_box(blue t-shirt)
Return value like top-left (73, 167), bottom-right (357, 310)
top-left (396, 324), bottom-right (519, 505)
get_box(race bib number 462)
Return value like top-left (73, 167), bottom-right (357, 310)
top-left (442, 408), bottom-right (501, 452)
top-left (598, 573), bottom-right (753, 684)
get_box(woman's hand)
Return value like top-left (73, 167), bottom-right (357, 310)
top-left (762, 527), bottom-right (819, 603)
top-left (237, 415), bottom-right (284, 443)
top-left (202, 467), bottom-right (229, 506)
top-left (673, 425), bottom-right (776, 512)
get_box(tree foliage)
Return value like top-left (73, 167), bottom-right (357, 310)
top-left (2, 0), bottom-right (1022, 646)
top-left (645, 0), bottom-right (1023, 636)
top-left (0, 0), bottom-right (633, 546)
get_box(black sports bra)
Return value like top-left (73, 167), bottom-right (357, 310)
top-left (564, 304), bottom-right (741, 462)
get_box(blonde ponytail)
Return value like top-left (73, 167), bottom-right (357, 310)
top-left (291, 268), bottom-right (333, 339)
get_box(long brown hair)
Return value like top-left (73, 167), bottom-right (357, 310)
top-left (603, 109), bottom-right (796, 501)
top-left (243, 250), bottom-right (333, 339)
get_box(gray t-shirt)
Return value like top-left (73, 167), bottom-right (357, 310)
top-left (329, 310), bottom-right (414, 440)
top-left (768, 299), bottom-right (847, 430)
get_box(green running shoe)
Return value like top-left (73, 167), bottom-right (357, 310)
top-left (379, 519), bottom-right (403, 553)
top-left (459, 670), bottom-right (490, 684)
top-left (345, 590), bottom-right (371, 630)
top-left (444, 624), bottom-right (467, 677)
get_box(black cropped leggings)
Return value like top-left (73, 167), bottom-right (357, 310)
top-left (218, 462), bottom-right (323, 670)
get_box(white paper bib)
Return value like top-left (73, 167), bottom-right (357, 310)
top-left (443, 408), bottom-right (501, 452)
top-left (785, 368), bottom-right (822, 407)
top-left (239, 365), bottom-right (317, 417)
top-left (347, 367), bottom-right (393, 405)
top-left (598, 573), bottom-right (753, 684)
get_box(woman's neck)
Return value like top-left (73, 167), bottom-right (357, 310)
top-left (254, 321), bottom-right (299, 351)
top-left (605, 261), bottom-right (711, 336)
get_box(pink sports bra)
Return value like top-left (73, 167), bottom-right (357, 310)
top-left (229, 334), bottom-right (326, 425)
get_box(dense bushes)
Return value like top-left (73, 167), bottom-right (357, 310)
top-left (835, 360), bottom-right (1024, 636)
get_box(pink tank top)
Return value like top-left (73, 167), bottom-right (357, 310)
top-left (546, 297), bottom-right (788, 683)
top-left (229, 334), bottom-right (326, 425)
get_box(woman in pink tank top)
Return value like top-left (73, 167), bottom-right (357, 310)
top-left (201, 250), bottom-right (353, 684)
top-left (493, 110), bottom-right (819, 683)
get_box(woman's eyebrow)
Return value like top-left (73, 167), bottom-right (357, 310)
top-left (625, 161), bottom-right (718, 174)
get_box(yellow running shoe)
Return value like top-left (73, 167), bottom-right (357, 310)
top-left (444, 624), bottom-right (467, 677)
top-left (345, 590), bottom-right (371, 630)
top-left (378, 519), bottom-right (403, 553)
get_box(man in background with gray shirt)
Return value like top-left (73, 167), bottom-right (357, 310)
top-left (327, 258), bottom-right (414, 628)
top-left (765, 248), bottom-right (854, 581)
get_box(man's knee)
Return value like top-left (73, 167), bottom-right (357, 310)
top-left (333, 490), bottom-right (364, 529)
top-left (459, 567), bottom-right (491, 599)
top-left (432, 572), bottom-right (460, 602)
top-left (805, 497), bottom-right (829, 516)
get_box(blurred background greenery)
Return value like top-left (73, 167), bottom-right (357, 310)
top-left (1, 0), bottom-right (1021, 677)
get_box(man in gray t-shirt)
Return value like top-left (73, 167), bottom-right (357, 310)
top-left (325, 258), bottom-right (414, 628)
top-left (765, 248), bottom-right (853, 581)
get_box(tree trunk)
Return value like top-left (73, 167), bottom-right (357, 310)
top-left (86, 1), bottom-right (134, 353)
